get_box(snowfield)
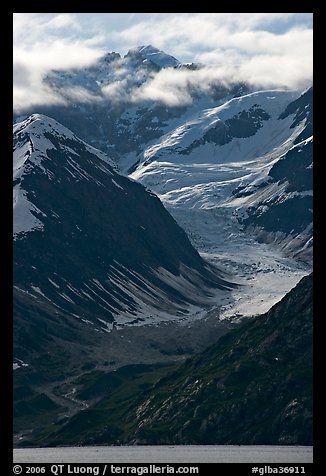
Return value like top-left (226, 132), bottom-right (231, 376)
top-left (129, 90), bottom-right (311, 322)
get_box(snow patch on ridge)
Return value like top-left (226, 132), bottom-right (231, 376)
top-left (13, 185), bottom-right (45, 237)
top-left (13, 359), bottom-right (29, 370)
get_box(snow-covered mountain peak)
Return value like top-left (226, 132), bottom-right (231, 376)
top-left (125, 45), bottom-right (181, 69)
top-left (13, 113), bottom-right (115, 179)
top-left (14, 113), bottom-right (77, 143)
top-left (13, 114), bottom-right (118, 239)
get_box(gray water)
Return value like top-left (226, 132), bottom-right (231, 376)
top-left (13, 445), bottom-right (313, 463)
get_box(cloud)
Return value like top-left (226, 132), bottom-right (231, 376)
top-left (13, 13), bottom-right (313, 112)
top-left (130, 68), bottom-right (225, 106)
top-left (102, 80), bottom-right (130, 103)
top-left (13, 13), bottom-right (106, 112)
top-left (45, 13), bottom-right (82, 31)
top-left (236, 53), bottom-right (313, 90)
top-left (112, 13), bottom-right (312, 60)
top-left (112, 13), bottom-right (313, 95)
top-left (130, 57), bottom-right (311, 108)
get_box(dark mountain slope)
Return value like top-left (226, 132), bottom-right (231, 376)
top-left (31, 273), bottom-right (312, 446)
top-left (14, 114), bottom-right (233, 338)
top-left (13, 114), bottom-right (236, 394)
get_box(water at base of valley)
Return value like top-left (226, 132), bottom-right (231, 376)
top-left (13, 445), bottom-right (313, 463)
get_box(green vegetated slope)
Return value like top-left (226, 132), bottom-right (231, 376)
top-left (26, 273), bottom-right (312, 446)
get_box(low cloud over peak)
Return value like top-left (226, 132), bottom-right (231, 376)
top-left (13, 13), bottom-right (312, 112)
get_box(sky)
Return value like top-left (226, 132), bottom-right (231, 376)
top-left (13, 13), bottom-right (313, 112)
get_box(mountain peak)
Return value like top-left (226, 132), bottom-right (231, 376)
top-left (125, 45), bottom-right (181, 69)
top-left (13, 113), bottom-right (115, 173)
top-left (13, 114), bottom-right (117, 238)
top-left (13, 113), bottom-right (77, 142)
